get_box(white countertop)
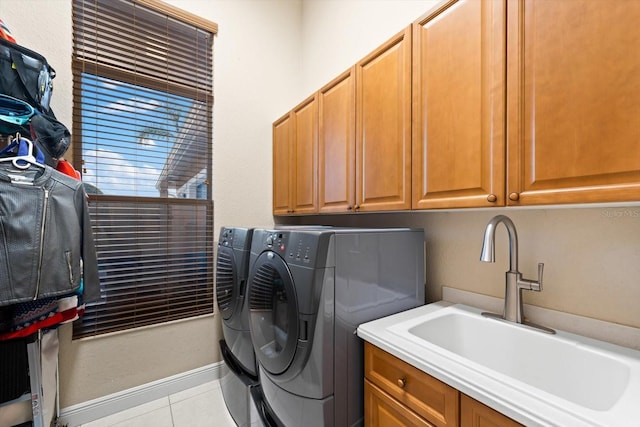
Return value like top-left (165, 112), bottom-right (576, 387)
top-left (357, 301), bottom-right (640, 427)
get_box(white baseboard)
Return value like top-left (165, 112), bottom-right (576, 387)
top-left (58, 362), bottom-right (223, 426)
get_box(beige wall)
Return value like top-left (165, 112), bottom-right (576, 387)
top-left (1, 0), bottom-right (638, 410)
top-left (300, 0), bottom-right (439, 94)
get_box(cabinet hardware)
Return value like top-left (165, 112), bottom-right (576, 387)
top-left (487, 194), bottom-right (497, 202)
top-left (508, 192), bottom-right (520, 201)
top-left (397, 377), bottom-right (406, 388)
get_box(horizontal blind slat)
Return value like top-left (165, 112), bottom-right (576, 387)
top-left (72, 0), bottom-right (214, 339)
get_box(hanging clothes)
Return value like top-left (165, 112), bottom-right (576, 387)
top-left (0, 294), bottom-right (83, 340)
top-left (0, 137), bottom-right (99, 306)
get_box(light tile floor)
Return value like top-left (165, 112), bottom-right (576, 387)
top-left (80, 380), bottom-right (237, 427)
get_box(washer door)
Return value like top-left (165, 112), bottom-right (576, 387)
top-left (247, 251), bottom-right (298, 375)
top-left (216, 245), bottom-right (238, 321)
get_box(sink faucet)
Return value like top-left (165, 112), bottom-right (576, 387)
top-left (480, 215), bottom-right (553, 333)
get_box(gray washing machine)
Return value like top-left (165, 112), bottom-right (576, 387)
top-left (246, 228), bottom-right (425, 427)
top-left (216, 227), bottom-right (261, 427)
top-left (217, 227), bottom-right (257, 377)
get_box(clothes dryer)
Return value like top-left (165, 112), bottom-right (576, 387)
top-left (216, 226), bottom-right (260, 427)
top-left (246, 228), bottom-right (425, 427)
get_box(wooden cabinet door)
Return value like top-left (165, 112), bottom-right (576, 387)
top-left (507, 0), bottom-right (640, 205)
top-left (412, 0), bottom-right (506, 209)
top-left (356, 26), bottom-right (412, 212)
top-left (365, 380), bottom-right (436, 427)
top-left (365, 343), bottom-right (459, 427)
top-left (460, 394), bottom-right (523, 427)
top-left (291, 95), bottom-right (318, 214)
top-left (319, 67), bottom-right (356, 213)
top-left (273, 112), bottom-right (292, 215)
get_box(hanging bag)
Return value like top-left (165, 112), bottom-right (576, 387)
top-left (0, 38), bottom-right (71, 163)
top-left (0, 37), bottom-right (54, 114)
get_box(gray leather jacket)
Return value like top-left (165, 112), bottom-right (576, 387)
top-left (0, 163), bottom-right (99, 305)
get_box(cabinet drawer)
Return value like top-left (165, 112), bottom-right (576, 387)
top-left (365, 379), bottom-right (435, 427)
top-left (364, 342), bottom-right (459, 427)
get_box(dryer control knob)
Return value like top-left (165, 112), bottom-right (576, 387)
top-left (266, 235), bottom-right (274, 246)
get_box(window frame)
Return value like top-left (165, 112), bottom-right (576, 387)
top-left (71, 0), bottom-right (217, 338)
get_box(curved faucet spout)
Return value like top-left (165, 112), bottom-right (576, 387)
top-left (479, 214), bottom-right (549, 332)
top-left (480, 214), bottom-right (518, 272)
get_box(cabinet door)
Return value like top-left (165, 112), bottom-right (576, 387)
top-left (412, 0), bottom-right (506, 209)
top-left (273, 112), bottom-right (292, 215)
top-left (319, 67), bottom-right (356, 213)
top-left (356, 26), bottom-right (412, 212)
top-left (292, 95), bottom-right (318, 214)
top-left (507, 0), bottom-right (640, 205)
top-left (365, 380), bottom-right (436, 427)
top-left (460, 394), bottom-right (523, 427)
top-left (365, 343), bottom-right (459, 427)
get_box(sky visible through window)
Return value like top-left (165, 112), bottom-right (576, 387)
top-left (80, 73), bottom-right (195, 198)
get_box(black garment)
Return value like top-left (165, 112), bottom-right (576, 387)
top-left (0, 162), bottom-right (99, 305)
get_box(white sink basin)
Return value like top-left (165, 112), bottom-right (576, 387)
top-left (359, 303), bottom-right (640, 426)
top-left (406, 309), bottom-right (629, 411)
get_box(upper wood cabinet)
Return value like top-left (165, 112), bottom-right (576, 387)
top-left (318, 67), bottom-right (356, 213)
top-left (292, 95), bottom-right (318, 213)
top-left (412, 0), bottom-right (506, 209)
top-left (273, 113), bottom-right (292, 215)
top-left (356, 26), bottom-right (412, 212)
top-left (272, 95), bottom-right (318, 215)
top-left (506, 0), bottom-right (640, 205)
top-left (275, 0), bottom-right (640, 215)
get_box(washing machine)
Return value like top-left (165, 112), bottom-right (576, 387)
top-left (216, 226), bottom-right (261, 427)
top-left (246, 228), bottom-right (425, 427)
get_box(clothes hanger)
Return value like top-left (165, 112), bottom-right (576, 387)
top-left (0, 133), bottom-right (45, 170)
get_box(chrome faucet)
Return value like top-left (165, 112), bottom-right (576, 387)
top-left (480, 215), bottom-right (554, 334)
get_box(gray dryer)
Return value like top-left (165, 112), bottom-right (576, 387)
top-left (246, 228), bottom-right (425, 427)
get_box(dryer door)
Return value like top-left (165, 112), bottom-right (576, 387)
top-left (247, 251), bottom-right (298, 375)
top-left (216, 245), bottom-right (239, 321)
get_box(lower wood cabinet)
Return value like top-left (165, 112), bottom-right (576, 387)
top-left (460, 394), bottom-right (522, 427)
top-left (364, 342), bottom-right (523, 427)
top-left (365, 380), bottom-right (436, 427)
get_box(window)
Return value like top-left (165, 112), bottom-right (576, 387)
top-left (71, 0), bottom-right (217, 338)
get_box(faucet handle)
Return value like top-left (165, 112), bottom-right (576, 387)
top-left (517, 262), bottom-right (544, 292)
top-left (536, 263), bottom-right (544, 290)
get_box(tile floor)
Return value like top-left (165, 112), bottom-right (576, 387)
top-left (79, 379), bottom-right (237, 427)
